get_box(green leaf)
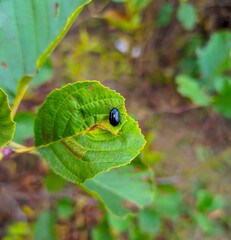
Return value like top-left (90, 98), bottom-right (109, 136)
top-left (107, 212), bottom-right (133, 233)
top-left (176, 75), bottom-right (211, 106)
top-left (29, 59), bottom-right (53, 90)
top-left (184, 36), bottom-right (203, 58)
top-left (13, 112), bottom-right (35, 144)
top-left (45, 170), bottom-right (67, 193)
top-left (56, 197), bottom-right (74, 219)
top-left (177, 3), bottom-right (196, 31)
top-left (196, 190), bottom-right (225, 215)
top-left (193, 212), bottom-right (222, 235)
top-left (127, 0), bottom-right (152, 12)
top-left (197, 31), bottom-right (231, 81)
top-left (0, 88), bottom-right (15, 148)
top-left (92, 216), bottom-right (113, 240)
top-left (3, 222), bottom-right (32, 240)
top-left (138, 208), bottom-right (161, 236)
top-left (112, 0), bottom-right (151, 12)
top-left (83, 165), bottom-right (154, 217)
top-left (154, 190), bottom-right (184, 220)
top-left (111, 0), bottom-right (127, 2)
top-left (179, 58), bottom-right (198, 76)
top-left (128, 226), bottom-right (147, 240)
top-left (213, 84), bottom-right (231, 118)
top-left (213, 75), bottom-right (231, 93)
top-left (142, 133), bottom-right (164, 166)
top-left (157, 3), bottom-right (174, 28)
top-left (34, 210), bottom-right (56, 240)
top-left (196, 190), bottom-right (213, 213)
top-left (0, 0), bottom-right (91, 101)
top-left (34, 81), bottom-right (146, 184)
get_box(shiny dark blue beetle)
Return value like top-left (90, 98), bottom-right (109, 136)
top-left (109, 108), bottom-right (120, 126)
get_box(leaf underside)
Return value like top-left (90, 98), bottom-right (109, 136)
top-left (83, 165), bottom-right (154, 217)
top-left (34, 81), bottom-right (146, 184)
top-left (0, 0), bottom-right (91, 101)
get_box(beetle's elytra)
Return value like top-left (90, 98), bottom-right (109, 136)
top-left (109, 108), bottom-right (120, 126)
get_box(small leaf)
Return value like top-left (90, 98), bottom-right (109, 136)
top-left (0, 88), bottom-right (15, 148)
top-left (213, 84), bottom-right (231, 118)
top-left (138, 208), bottom-right (161, 236)
top-left (34, 210), bottom-right (56, 240)
top-left (177, 3), bottom-right (197, 31)
top-left (193, 212), bottom-right (222, 235)
top-left (111, 0), bottom-right (127, 2)
top-left (4, 222), bottom-right (32, 239)
top-left (176, 75), bottom-right (211, 106)
top-left (197, 31), bottom-right (231, 81)
top-left (83, 165), bottom-right (154, 217)
top-left (196, 190), bottom-right (213, 213)
top-left (34, 81), bottom-right (146, 184)
top-left (45, 170), bottom-right (67, 193)
top-left (213, 75), bottom-right (231, 93)
top-left (157, 3), bottom-right (174, 28)
top-left (107, 212), bottom-right (132, 233)
top-left (56, 197), bottom-right (74, 219)
top-left (91, 216), bottom-right (113, 240)
top-left (184, 36), bottom-right (203, 58)
top-left (127, 0), bottom-right (152, 12)
top-left (154, 190), bottom-right (185, 220)
top-left (179, 59), bottom-right (198, 76)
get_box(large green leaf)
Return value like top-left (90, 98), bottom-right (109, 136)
top-left (197, 32), bottom-right (231, 81)
top-left (0, 0), bottom-right (91, 101)
top-left (84, 165), bottom-right (154, 217)
top-left (34, 81), bottom-right (146, 184)
top-left (0, 88), bottom-right (15, 148)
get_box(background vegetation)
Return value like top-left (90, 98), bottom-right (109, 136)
top-left (1, 0), bottom-right (231, 239)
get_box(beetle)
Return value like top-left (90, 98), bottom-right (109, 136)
top-left (109, 108), bottom-right (120, 126)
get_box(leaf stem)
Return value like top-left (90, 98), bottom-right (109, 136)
top-left (9, 141), bottom-right (27, 149)
top-left (9, 142), bottom-right (38, 155)
top-left (14, 146), bottom-right (38, 154)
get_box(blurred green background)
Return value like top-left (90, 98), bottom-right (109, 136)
top-left (2, 0), bottom-right (231, 239)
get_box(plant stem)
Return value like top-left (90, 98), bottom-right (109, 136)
top-left (14, 146), bottom-right (38, 154)
top-left (9, 141), bottom-right (27, 149)
top-left (8, 142), bottom-right (38, 155)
